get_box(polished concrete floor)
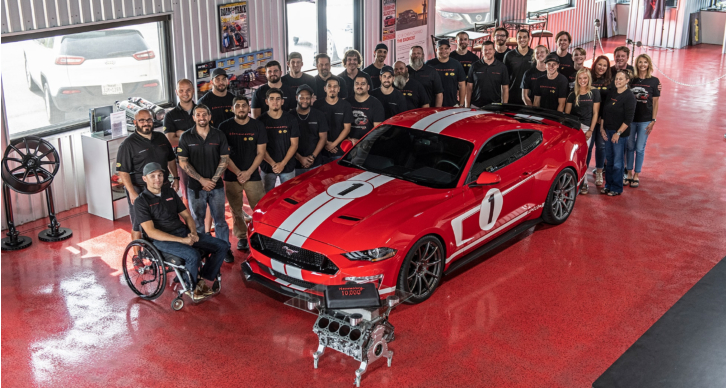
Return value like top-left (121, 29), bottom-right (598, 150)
top-left (2, 39), bottom-right (726, 387)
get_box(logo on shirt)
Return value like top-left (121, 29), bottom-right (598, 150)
top-left (139, 149), bottom-right (148, 154)
top-left (166, 197), bottom-right (174, 201)
top-left (177, 147), bottom-right (183, 152)
top-left (279, 130), bottom-right (288, 134)
top-left (116, 162), bottom-right (121, 167)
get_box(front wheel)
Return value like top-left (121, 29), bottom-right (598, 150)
top-left (541, 168), bottom-right (578, 225)
top-left (396, 236), bottom-right (444, 304)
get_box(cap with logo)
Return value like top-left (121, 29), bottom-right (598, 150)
top-left (544, 53), bottom-right (560, 64)
top-left (212, 68), bottom-right (228, 78)
top-left (379, 66), bottom-right (394, 76)
top-left (143, 162), bottom-right (163, 176)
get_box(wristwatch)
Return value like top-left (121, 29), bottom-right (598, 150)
top-left (652, 119), bottom-right (657, 122)
top-left (173, 177), bottom-right (180, 180)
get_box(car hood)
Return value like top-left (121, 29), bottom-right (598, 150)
top-left (254, 163), bottom-right (452, 252)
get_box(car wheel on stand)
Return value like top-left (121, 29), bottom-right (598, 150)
top-left (25, 56), bottom-right (39, 92)
top-left (43, 82), bottom-right (65, 124)
top-left (396, 236), bottom-right (444, 304)
top-left (541, 168), bottom-right (578, 225)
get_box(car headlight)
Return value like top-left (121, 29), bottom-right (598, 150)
top-left (343, 248), bottom-right (397, 262)
top-left (440, 11), bottom-right (463, 21)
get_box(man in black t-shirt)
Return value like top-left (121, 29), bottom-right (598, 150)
top-left (338, 49), bottom-right (373, 101)
top-left (293, 85), bottom-right (329, 175)
top-left (553, 31), bottom-right (574, 77)
top-left (177, 104), bottom-right (233, 262)
top-left (198, 68), bottom-right (235, 129)
top-left (393, 61), bottom-right (431, 110)
top-left (251, 60), bottom-right (295, 118)
top-left (312, 77), bottom-right (353, 161)
top-left (219, 96), bottom-right (267, 250)
top-left (281, 52), bottom-right (316, 93)
top-left (313, 53), bottom-right (348, 101)
top-left (370, 66), bottom-right (408, 119)
top-left (163, 79), bottom-right (196, 146)
top-left (408, 46), bottom-right (444, 107)
top-left (362, 43), bottom-right (389, 90)
top-left (258, 88), bottom-right (300, 192)
top-left (611, 46), bottom-right (635, 77)
top-left (466, 41), bottom-right (510, 108)
top-left (533, 54), bottom-right (569, 112)
top-left (503, 29), bottom-right (534, 106)
top-left (426, 39), bottom-right (467, 107)
top-left (116, 109), bottom-right (179, 242)
top-left (135, 162), bottom-right (228, 301)
top-left (449, 32), bottom-right (480, 77)
top-left (348, 74), bottom-right (385, 142)
top-left (493, 27), bottom-right (511, 62)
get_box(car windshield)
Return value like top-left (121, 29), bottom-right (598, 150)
top-left (339, 125), bottom-right (473, 189)
top-left (60, 30), bottom-right (149, 60)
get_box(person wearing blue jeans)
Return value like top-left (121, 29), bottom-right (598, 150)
top-left (599, 69), bottom-right (635, 196)
top-left (260, 170), bottom-right (296, 192)
top-left (258, 87), bottom-right (300, 193)
top-left (625, 53), bottom-right (661, 188)
top-left (135, 162), bottom-right (229, 301)
top-left (177, 104), bottom-right (234, 262)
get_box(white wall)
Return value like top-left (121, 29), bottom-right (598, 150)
top-left (626, 0), bottom-right (711, 48)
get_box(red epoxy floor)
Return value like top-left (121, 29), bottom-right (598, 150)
top-left (3, 39), bottom-right (726, 388)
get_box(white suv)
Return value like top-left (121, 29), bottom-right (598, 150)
top-left (24, 29), bottom-right (162, 124)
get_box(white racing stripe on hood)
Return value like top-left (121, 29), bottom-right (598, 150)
top-left (426, 111), bottom-right (490, 134)
top-left (410, 108), bottom-right (472, 130)
top-left (367, 175), bottom-right (395, 188)
top-left (286, 198), bottom-right (355, 247)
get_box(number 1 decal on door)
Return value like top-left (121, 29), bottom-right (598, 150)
top-left (452, 188), bottom-right (504, 247)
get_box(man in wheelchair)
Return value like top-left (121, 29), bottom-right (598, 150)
top-left (135, 162), bottom-right (229, 301)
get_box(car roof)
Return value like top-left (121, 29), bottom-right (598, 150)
top-left (384, 106), bottom-right (576, 146)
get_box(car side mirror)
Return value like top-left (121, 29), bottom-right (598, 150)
top-left (471, 172), bottom-right (501, 187)
top-left (340, 140), bottom-right (354, 153)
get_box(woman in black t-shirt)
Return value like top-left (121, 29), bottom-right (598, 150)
top-left (589, 55), bottom-right (613, 187)
top-left (565, 68), bottom-right (601, 194)
top-left (567, 48), bottom-right (587, 92)
top-left (600, 69), bottom-right (635, 196)
top-left (521, 45), bottom-right (548, 106)
top-left (625, 54), bottom-right (660, 188)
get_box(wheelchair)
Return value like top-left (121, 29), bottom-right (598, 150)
top-left (122, 238), bottom-right (221, 311)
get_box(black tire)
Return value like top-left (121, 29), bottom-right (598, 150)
top-left (122, 239), bottom-right (167, 300)
top-left (25, 56), bottom-right (39, 92)
top-left (396, 236), bottom-right (444, 304)
top-left (541, 168), bottom-right (578, 225)
top-left (43, 82), bottom-right (64, 124)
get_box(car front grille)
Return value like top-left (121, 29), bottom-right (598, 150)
top-left (251, 234), bottom-right (339, 275)
top-left (256, 262), bottom-right (317, 290)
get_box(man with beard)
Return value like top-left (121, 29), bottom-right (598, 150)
top-left (117, 109), bottom-right (179, 242)
top-left (348, 74), bottom-right (385, 143)
top-left (370, 66), bottom-right (408, 119)
top-left (408, 46), bottom-right (443, 107)
top-left (177, 105), bottom-right (233, 263)
top-left (610, 46), bottom-right (635, 77)
top-left (393, 61), bottom-right (430, 111)
top-left (492, 27), bottom-right (511, 62)
top-left (533, 54), bottom-right (569, 112)
top-left (198, 68), bottom-right (235, 128)
top-left (503, 29), bottom-right (534, 105)
top-left (466, 41), bottom-right (509, 108)
top-left (293, 85), bottom-right (328, 175)
top-left (338, 49), bottom-right (372, 100)
top-left (426, 39), bottom-right (467, 107)
top-left (281, 52), bottom-right (316, 92)
top-left (258, 88), bottom-right (300, 192)
top-left (449, 32), bottom-right (480, 76)
top-left (312, 77), bottom-right (352, 161)
top-left (362, 43), bottom-right (389, 89)
top-left (313, 53), bottom-right (348, 100)
top-left (252, 60), bottom-right (294, 118)
top-left (218, 96), bottom-right (266, 251)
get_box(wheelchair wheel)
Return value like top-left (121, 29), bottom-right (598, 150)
top-left (171, 297), bottom-right (184, 311)
top-left (122, 239), bottom-right (167, 300)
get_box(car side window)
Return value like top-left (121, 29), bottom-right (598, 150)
top-left (467, 131), bottom-right (522, 182)
top-left (519, 130), bottom-right (542, 157)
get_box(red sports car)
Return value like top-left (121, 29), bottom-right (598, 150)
top-left (242, 105), bottom-right (587, 304)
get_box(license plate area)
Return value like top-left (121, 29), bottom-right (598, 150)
top-left (102, 84), bottom-right (123, 95)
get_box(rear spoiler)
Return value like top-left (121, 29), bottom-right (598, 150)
top-left (481, 103), bottom-right (582, 130)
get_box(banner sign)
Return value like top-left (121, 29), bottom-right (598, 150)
top-left (381, 0), bottom-right (397, 41)
top-left (394, 0), bottom-right (429, 62)
top-left (219, 2), bottom-right (250, 53)
top-left (643, 0), bottom-right (665, 19)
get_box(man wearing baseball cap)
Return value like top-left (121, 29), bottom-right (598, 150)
top-left (370, 66), bottom-right (408, 120)
top-left (198, 67), bottom-right (236, 128)
top-left (293, 84), bottom-right (329, 175)
top-left (281, 52), bottom-right (316, 92)
top-left (362, 43), bottom-right (389, 89)
top-left (426, 39), bottom-right (467, 107)
top-left (533, 53), bottom-right (569, 112)
top-left (134, 162), bottom-right (228, 302)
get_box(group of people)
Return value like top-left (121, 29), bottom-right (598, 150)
top-left (115, 29), bottom-right (661, 300)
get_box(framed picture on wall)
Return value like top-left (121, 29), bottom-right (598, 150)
top-left (219, 1), bottom-right (250, 53)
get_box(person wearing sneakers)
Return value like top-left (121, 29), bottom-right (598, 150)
top-left (600, 69), bottom-right (635, 196)
top-left (135, 162), bottom-right (228, 302)
top-left (565, 68), bottom-right (600, 194)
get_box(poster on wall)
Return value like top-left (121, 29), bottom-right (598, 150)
top-left (219, 2), bottom-right (250, 53)
top-left (195, 49), bottom-right (273, 99)
top-left (394, 0), bottom-right (429, 62)
top-left (643, 0), bottom-right (665, 19)
top-left (381, 0), bottom-right (397, 41)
